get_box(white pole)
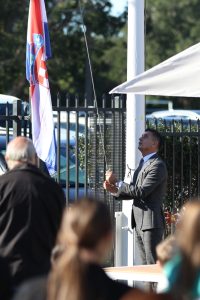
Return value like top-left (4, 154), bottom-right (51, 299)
top-left (122, 0), bottom-right (145, 266)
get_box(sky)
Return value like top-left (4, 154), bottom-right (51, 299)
top-left (110, 0), bottom-right (127, 16)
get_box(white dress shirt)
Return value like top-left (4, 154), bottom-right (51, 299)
top-left (142, 152), bottom-right (157, 164)
top-left (113, 152), bottom-right (157, 196)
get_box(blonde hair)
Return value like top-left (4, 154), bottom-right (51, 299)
top-left (177, 200), bottom-right (200, 266)
top-left (171, 200), bottom-right (200, 295)
top-left (156, 235), bottom-right (177, 266)
top-left (47, 198), bottom-right (112, 300)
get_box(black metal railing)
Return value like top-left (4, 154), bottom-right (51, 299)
top-left (52, 94), bottom-right (126, 212)
top-left (147, 119), bottom-right (200, 233)
top-left (0, 100), bottom-right (31, 145)
top-left (1, 97), bottom-right (200, 218)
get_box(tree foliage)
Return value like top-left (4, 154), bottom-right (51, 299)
top-left (145, 0), bottom-right (200, 108)
top-left (0, 0), bottom-right (126, 104)
top-left (1, 0), bottom-right (200, 107)
top-left (146, 0), bottom-right (200, 67)
top-left (0, 0), bottom-right (28, 97)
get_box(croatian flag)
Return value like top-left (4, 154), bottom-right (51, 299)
top-left (26, 0), bottom-right (56, 175)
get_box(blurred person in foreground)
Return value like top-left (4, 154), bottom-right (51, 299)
top-left (120, 289), bottom-right (174, 300)
top-left (0, 136), bottom-right (66, 288)
top-left (0, 256), bottom-right (12, 300)
top-left (47, 198), bottom-right (132, 300)
top-left (156, 235), bottom-right (178, 293)
top-left (162, 200), bottom-right (200, 299)
top-left (104, 129), bottom-right (168, 266)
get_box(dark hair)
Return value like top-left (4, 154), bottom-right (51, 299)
top-left (48, 198), bottom-right (112, 300)
top-left (145, 128), bottom-right (163, 149)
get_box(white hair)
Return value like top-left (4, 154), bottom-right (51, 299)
top-left (6, 137), bottom-right (37, 169)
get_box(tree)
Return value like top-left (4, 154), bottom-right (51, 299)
top-left (47, 0), bottom-right (126, 104)
top-left (145, 0), bottom-right (200, 108)
top-left (0, 0), bottom-right (126, 104)
top-left (0, 0), bottom-right (28, 98)
top-left (100, 25), bottom-right (127, 95)
top-left (2, 0), bottom-right (200, 108)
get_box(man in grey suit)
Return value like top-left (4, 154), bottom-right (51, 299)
top-left (104, 128), bottom-right (167, 265)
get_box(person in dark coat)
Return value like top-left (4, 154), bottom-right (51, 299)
top-left (0, 255), bottom-right (12, 300)
top-left (12, 276), bottom-right (47, 300)
top-left (0, 136), bottom-right (66, 288)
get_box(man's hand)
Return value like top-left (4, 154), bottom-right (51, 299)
top-left (105, 169), bottom-right (117, 184)
top-left (103, 180), bottom-right (118, 194)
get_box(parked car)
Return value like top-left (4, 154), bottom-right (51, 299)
top-left (146, 109), bottom-right (200, 123)
top-left (0, 94), bottom-right (29, 126)
top-left (146, 99), bottom-right (173, 114)
top-left (0, 100), bottom-right (87, 201)
top-left (52, 111), bottom-right (89, 200)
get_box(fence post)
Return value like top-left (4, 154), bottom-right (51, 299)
top-left (13, 100), bottom-right (21, 138)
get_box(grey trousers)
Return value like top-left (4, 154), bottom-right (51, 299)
top-left (135, 227), bottom-right (163, 265)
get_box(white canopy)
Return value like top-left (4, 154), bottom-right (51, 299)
top-left (110, 42), bottom-right (200, 97)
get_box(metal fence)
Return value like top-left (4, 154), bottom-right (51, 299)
top-left (52, 95), bottom-right (126, 217)
top-left (146, 118), bottom-right (200, 233)
top-left (2, 97), bottom-right (200, 218)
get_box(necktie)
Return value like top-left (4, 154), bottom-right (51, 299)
top-left (132, 158), bottom-right (144, 184)
top-left (138, 158), bottom-right (144, 170)
top-left (136, 158), bottom-right (144, 175)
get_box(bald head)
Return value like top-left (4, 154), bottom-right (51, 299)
top-left (5, 137), bottom-right (37, 170)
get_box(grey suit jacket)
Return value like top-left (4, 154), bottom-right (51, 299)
top-left (116, 154), bottom-right (167, 230)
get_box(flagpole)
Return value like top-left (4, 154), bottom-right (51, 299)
top-left (122, 0), bottom-right (145, 267)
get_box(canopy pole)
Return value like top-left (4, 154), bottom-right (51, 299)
top-left (122, 0), bottom-right (145, 267)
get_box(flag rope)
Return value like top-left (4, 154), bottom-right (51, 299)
top-left (78, 0), bottom-right (109, 171)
